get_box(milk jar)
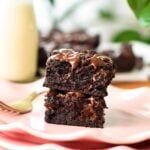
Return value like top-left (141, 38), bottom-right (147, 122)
top-left (0, 0), bottom-right (38, 82)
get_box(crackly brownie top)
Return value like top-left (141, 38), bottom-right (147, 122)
top-left (47, 49), bottom-right (113, 70)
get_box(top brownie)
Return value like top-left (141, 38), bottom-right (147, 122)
top-left (44, 49), bottom-right (115, 97)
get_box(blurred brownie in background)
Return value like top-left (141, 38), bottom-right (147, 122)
top-left (40, 29), bottom-right (100, 52)
top-left (100, 43), bottom-right (143, 72)
top-left (38, 47), bottom-right (48, 68)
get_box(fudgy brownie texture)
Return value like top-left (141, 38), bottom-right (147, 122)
top-left (100, 44), bottom-right (138, 72)
top-left (40, 29), bottom-right (100, 52)
top-left (45, 90), bottom-right (106, 128)
top-left (43, 49), bottom-right (115, 97)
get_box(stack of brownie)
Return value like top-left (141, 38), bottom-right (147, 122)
top-left (43, 49), bottom-right (115, 128)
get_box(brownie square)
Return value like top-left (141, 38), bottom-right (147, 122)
top-left (44, 90), bottom-right (106, 128)
top-left (43, 49), bottom-right (115, 97)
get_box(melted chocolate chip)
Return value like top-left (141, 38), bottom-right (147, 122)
top-left (67, 92), bottom-right (85, 98)
top-left (80, 97), bottom-right (99, 121)
top-left (80, 104), bottom-right (96, 121)
top-left (90, 55), bottom-right (103, 69)
top-left (44, 103), bottom-right (56, 110)
top-left (47, 90), bottom-right (57, 96)
top-left (90, 55), bottom-right (113, 69)
top-left (49, 49), bottom-right (81, 70)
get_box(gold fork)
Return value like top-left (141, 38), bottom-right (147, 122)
top-left (0, 89), bottom-right (46, 114)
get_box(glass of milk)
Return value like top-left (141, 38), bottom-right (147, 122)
top-left (0, 0), bottom-right (38, 82)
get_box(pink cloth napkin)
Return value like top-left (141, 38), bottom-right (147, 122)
top-left (0, 79), bottom-right (150, 150)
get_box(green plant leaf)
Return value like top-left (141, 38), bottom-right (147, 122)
top-left (98, 9), bottom-right (115, 20)
top-left (112, 29), bottom-right (142, 42)
top-left (128, 0), bottom-right (149, 17)
top-left (128, 0), bottom-right (150, 27)
top-left (49, 0), bottom-right (55, 5)
top-left (139, 3), bottom-right (150, 27)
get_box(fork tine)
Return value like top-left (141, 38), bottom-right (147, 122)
top-left (0, 101), bottom-right (20, 114)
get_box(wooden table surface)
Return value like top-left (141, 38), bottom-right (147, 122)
top-left (112, 81), bottom-right (150, 89)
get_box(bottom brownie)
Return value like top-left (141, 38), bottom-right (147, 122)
top-left (44, 90), bottom-right (107, 128)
